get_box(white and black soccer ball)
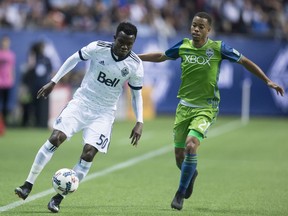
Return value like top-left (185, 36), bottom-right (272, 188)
top-left (52, 168), bottom-right (79, 195)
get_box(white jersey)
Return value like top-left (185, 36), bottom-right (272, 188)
top-left (73, 40), bottom-right (144, 110)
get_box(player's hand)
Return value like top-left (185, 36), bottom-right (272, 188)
top-left (129, 122), bottom-right (143, 146)
top-left (37, 81), bottom-right (56, 99)
top-left (267, 81), bottom-right (285, 96)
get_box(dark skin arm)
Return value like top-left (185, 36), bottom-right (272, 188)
top-left (238, 56), bottom-right (284, 96)
top-left (138, 52), bottom-right (169, 62)
top-left (138, 53), bottom-right (285, 96)
top-left (130, 122), bottom-right (143, 146)
top-left (37, 81), bottom-right (56, 99)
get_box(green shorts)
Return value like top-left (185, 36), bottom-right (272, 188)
top-left (173, 103), bottom-right (218, 148)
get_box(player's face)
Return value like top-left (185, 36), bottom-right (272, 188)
top-left (113, 31), bottom-right (136, 58)
top-left (190, 16), bottom-right (211, 44)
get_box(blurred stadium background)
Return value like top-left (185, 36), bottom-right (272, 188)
top-left (0, 0), bottom-right (287, 130)
top-left (0, 1), bottom-right (288, 215)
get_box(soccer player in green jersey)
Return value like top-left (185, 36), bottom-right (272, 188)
top-left (138, 12), bottom-right (285, 211)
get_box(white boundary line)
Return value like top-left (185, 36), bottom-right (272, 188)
top-left (0, 120), bottom-right (242, 213)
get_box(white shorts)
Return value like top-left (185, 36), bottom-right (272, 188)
top-left (53, 99), bottom-right (115, 153)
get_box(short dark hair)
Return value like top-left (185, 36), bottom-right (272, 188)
top-left (194, 12), bottom-right (212, 26)
top-left (116, 22), bottom-right (138, 38)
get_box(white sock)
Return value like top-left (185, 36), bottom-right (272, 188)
top-left (73, 159), bottom-right (92, 182)
top-left (26, 140), bottom-right (57, 184)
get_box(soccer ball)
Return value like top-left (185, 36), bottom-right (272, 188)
top-left (52, 168), bottom-right (79, 195)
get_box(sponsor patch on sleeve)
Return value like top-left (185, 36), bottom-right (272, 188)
top-left (232, 48), bottom-right (240, 56)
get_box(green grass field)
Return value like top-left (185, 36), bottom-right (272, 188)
top-left (0, 116), bottom-right (287, 216)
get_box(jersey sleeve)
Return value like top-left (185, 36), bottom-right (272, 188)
top-left (221, 41), bottom-right (242, 62)
top-left (128, 62), bottom-right (144, 90)
top-left (78, 41), bottom-right (98, 61)
top-left (164, 40), bottom-right (184, 59)
top-left (51, 52), bottom-right (81, 83)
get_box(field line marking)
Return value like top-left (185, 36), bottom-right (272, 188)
top-left (82, 146), bottom-right (171, 182)
top-left (208, 120), bottom-right (242, 138)
top-left (0, 119), bottom-right (242, 213)
top-left (0, 147), bottom-right (171, 213)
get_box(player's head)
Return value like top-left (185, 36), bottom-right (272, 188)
top-left (190, 12), bottom-right (212, 44)
top-left (113, 22), bottom-right (137, 58)
top-left (194, 12), bottom-right (212, 27)
top-left (116, 22), bottom-right (138, 39)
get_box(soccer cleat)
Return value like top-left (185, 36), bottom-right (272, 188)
top-left (15, 182), bottom-right (32, 200)
top-left (171, 191), bottom-right (184, 210)
top-left (47, 194), bottom-right (64, 213)
top-left (184, 169), bottom-right (198, 199)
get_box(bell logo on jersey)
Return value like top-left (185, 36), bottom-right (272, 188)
top-left (97, 71), bottom-right (120, 87)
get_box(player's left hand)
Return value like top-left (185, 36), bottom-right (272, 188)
top-left (267, 81), bottom-right (285, 96)
top-left (129, 122), bottom-right (143, 146)
top-left (37, 81), bottom-right (56, 99)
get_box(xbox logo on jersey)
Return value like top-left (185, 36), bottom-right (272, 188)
top-left (97, 71), bottom-right (120, 87)
top-left (184, 55), bottom-right (211, 66)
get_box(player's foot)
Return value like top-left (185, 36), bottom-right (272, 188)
top-left (171, 191), bottom-right (184, 210)
top-left (47, 194), bottom-right (64, 213)
top-left (185, 169), bottom-right (198, 199)
top-left (15, 182), bottom-right (33, 200)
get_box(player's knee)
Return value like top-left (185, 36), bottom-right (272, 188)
top-left (49, 130), bottom-right (67, 147)
top-left (185, 137), bottom-right (200, 154)
top-left (185, 143), bottom-right (195, 153)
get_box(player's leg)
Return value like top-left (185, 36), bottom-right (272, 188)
top-left (48, 105), bottom-right (114, 213)
top-left (15, 130), bottom-right (67, 200)
top-left (15, 100), bottom-right (82, 200)
top-left (171, 133), bottom-right (201, 210)
top-left (171, 103), bottom-right (192, 210)
top-left (174, 147), bottom-right (185, 169)
top-left (174, 146), bottom-right (198, 200)
top-left (48, 143), bottom-right (98, 213)
top-left (173, 103), bottom-right (190, 169)
top-left (171, 106), bottom-right (215, 210)
top-left (73, 144), bottom-right (98, 180)
top-left (48, 144), bottom-right (100, 213)
top-left (72, 106), bottom-right (114, 182)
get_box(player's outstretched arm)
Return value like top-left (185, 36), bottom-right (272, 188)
top-left (129, 88), bottom-right (143, 146)
top-left (239, 56), bottom-right (285, 96)
top-left (37, 52), bottom-right (82, 100)
top-left (138, 52), bottom-right (169, 62)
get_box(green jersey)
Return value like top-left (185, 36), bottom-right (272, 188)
top-left (165, 38), bottom-right (242, 108)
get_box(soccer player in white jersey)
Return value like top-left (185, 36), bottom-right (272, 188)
top-left (15, 22), bottom-right (144, 213)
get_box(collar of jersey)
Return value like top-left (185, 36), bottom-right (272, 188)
top-left (191, 38), bottom-right (209, 49)
top-left (111, 45), bottom-right (131, 62)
